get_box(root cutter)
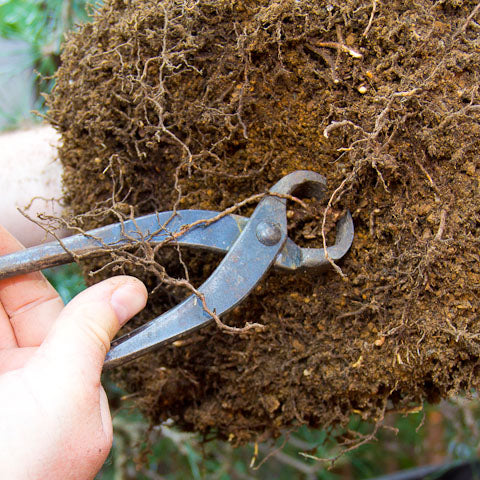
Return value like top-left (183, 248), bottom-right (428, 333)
top-left (0, 171), bottom-right (354, 369)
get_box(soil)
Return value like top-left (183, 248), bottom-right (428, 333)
top-left (47, 0), bottom-right (480, 445)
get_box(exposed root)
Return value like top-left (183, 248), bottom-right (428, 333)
top-left (299, 399), bottom-right (388, 468)
top-left (26, 188), bottom-right (314, 335)
top-left (434, 209), bottom-right (447, 242)
top-left (312, 26), bottom-right (363, 59)
top-left (46, 0), bottom-right (480, 445)
top-left (163, 278), bottom-right (265, 334)
top-left (457, 2), bottom-right (480, 34)
top-left (363, 0), bottom-right (377, 37)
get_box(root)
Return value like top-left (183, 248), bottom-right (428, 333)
top-left (321, 174), bottom-right (353, 278)
top-left (299, 399), bottom-right (388, 468)
top-left (163, 277), bottom-right (265, 334)
top-left (434, 209), bottom-right (447, 241)
top-left (413, 155), bottom-right (441, 197)
top-left (46, 0), bottom-right (480, 444)
top-left (363, 0), bottom-right (377, 37)
top-left (457, 2), bottom-right (480, 34)
top-left (312, 26), bottom-right (363, 59)
top-left (24, 188), bottom-right (312, 335)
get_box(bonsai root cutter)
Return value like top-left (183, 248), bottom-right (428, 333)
top-left (0, 170), bottom-right (354, 369)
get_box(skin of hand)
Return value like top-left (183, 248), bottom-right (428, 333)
top-left (0, 225), bottom-right (147, 479)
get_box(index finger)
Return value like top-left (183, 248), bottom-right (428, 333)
top-left (0, 225), bottom-right (64, 347)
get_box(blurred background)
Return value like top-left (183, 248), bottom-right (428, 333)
top-left (1, 1), bottom-right (479, 478)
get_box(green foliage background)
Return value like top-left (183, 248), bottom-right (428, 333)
top-left (1, 1), bottom-right (479, 478)
top-left (0, 0), bottom-right (90, 127)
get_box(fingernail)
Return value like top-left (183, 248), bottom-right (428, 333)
top-left (110, 282), bottom-right (147, 325)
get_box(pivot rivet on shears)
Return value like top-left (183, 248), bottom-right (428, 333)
top-left (255, 221), bottom-right (282, 246)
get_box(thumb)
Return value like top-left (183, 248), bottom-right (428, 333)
top-left (34, 276), bottom-right (147, 380)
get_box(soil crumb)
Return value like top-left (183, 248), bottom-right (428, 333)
top-left (48, 0), bottom-right (480, 444)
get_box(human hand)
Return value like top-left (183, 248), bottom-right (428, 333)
top-left (0, 225), bottom-right (147, 479)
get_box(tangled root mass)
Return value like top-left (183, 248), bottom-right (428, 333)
top-left (47, 0), bottom-right (480, 444)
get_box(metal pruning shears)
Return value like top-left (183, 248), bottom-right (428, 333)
top-left (0, 171), bottom-right (354, 369)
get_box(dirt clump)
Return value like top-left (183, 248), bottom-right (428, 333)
top-left (47, 0), bottom-right (480, 444)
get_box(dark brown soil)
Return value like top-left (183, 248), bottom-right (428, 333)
top-left (47, 0), bottom-right (480, 445)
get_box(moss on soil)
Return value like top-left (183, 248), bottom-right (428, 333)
top-left (48, 0), bottom-right (480, 444)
